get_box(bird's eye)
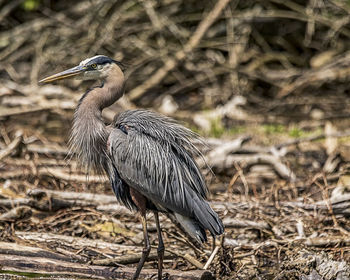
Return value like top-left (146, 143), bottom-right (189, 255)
top-left (118, 124), bottom-right (129, 134)
top-left (90, 64), bottom-right (97, 69)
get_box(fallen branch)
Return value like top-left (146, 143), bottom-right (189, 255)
top-left (0, 167), bottom-right (107, 183)
top-left (0, 254), bottom-right (214, 280)
top-left (167, 249), bottom-right (204, 270)
top-left (92, 251), bottom-right (173, 266)
top-left (204, 136), bottom-right (252, 162)
top-left (15, 231), bottom-right (142, 253)
top-left (207, 153), bottom-right (296, 181)
top-left (0, 106), bottom-right (51, 118)
top-left (26, 144), bottom-right (69, 156)
top-left (222, 217), bottom-right (270, 230)
top-left (0, 206), bottom-right (32, 221)
top-left (27, 188), bottom-right (114, 203)
top-left (203, 245), bottom-right (219, 270)
top-left (283, 250), bottom-right (350, 279)
top-left (0, 130), bottom-right (23, 161)
top-left (26, 188), bottom-right (131, 215)
top-left (0, 241), bottom-right (86, 263)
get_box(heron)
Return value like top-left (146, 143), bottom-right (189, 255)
top-left (39, 55), bottom-right (224, 280)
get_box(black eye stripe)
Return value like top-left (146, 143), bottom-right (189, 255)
top-left (87, 62), bottom-right (110, 69)
top-left (88, 56), bottom-right (114, 65)
top-left (82, 56), bottom-right (126, 72)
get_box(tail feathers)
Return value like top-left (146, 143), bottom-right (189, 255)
top-left (174, 197), bottom-right (224, 243)
top-left (192, 196), bottom-right (224, 237)
top-left (174, 213), bottom-right (207, 243)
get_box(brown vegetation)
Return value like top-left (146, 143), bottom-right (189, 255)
top-left (1, 0), bottom-right (350, 279)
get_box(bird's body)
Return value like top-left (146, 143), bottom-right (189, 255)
top-left (40, 55), bottom-right (224, 280)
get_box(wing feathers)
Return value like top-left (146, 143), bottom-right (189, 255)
top-left (108, 110), bottom-right (224, 238)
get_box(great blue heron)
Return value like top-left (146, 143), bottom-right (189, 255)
top-left (39, 55), bottom-right (224, 280)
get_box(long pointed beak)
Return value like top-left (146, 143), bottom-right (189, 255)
top-left (39, 65), bottom-right (87, 84)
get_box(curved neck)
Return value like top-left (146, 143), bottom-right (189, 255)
top-left (79, 65), bottom-right (125, 111)
top-left (69, 64), bottom-right (125, 172)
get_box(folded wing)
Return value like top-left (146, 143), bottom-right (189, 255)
top-left (108, 110), bottom-right (224, 241)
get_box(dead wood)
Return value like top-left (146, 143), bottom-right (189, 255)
top-left (221, 217), bottom-right (270, 230)
top-left (278, 52), bottom-right (350, 97)
top-left (200, 136), bottom-right (297, 181)
top-left (166, 249), bottom-right (205, 270)
top-left (6, 187), bottom-right (350, 221)
top-left (206, 153), bottom-right (296, 181)
top-left (304, 237), bottom-right (350, 247)
top-left (14, 231), bottom-right (202, 272)
top-left (0, 206), bottom-right (32, 221)
top-left (203, 245), bottom-right (220, 270)
top-left (4, 157), bottom-right (68, 167)
top-left (2, 1), bottom-right (350, 278)
top-left (281, 250), bottom-right (350, 280)
top-left (0, 130), bottom-right (22, 161)
top-left (92, 251), bottom-right (173, 266)
top-left (0, 107), bottom-right (52, 118)
top-left (0, 241), bottom-right (86, 263)
top-left (39, 168), bottom-right (108, 183)
top-left (0, 190), bottom-right (130, 216)
top-left (25, 188), bottom-right (131, 215)
top-left (0, 198), bottom-right (31, 208)
top-left (128, 0), bottom-right (231, 101)
top-left (204, 136), bottom-right (252, 162)
top-left (225, 236), bottom-right (350, 250)
top-left (0, 166), bottom-right (107, 183)
top-left (0, 254), bottom-right (214, 280)
top-left (28, 188), bottom-right (116, 204)
top-left (212, 200), bottom-right (350, 217)
top-left (14, 231), bottom-right (141, 253)
top-left (96, 203), bottom-right (137, 216)
top-left (26, 144), bottom-right (69, 156)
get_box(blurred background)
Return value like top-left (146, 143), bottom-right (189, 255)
top-left (1, 0), bottom-right (350, 279)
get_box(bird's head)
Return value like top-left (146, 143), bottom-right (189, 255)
top-left (39, 55), bottom-right (125, 84)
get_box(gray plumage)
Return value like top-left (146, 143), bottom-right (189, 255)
top-left (109, 110), bottom-right (223, 241)
top-left (39, 55), bottom-right (224, 280)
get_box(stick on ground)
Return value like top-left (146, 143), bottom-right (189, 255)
top-left (0, 254), bottom-right (214, 280)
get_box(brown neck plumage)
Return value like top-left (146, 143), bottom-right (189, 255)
top-left (69, 64), bottom-right (125, 173)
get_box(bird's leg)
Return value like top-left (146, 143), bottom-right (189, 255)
top-left (154, 211), bottom-right (164, 280)
top-left (212, 235), bottom-right (216, 252)
top-left (132, 214), bottom-right (150, 280)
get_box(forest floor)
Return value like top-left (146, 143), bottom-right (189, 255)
top-left (0, 104), bottom-right (349, 279)
top-left (1, 0), bottom-right (350, 279)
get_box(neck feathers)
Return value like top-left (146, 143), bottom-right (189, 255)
top-left (69, 108), bottom-right (108, 173)
top-left (69, 64), bottom-right (125, 173)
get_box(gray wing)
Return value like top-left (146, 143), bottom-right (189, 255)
top-left (108, 110), bottom-right (223, 237)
